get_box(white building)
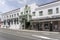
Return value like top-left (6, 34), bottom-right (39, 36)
top-left (31, 1), bottom-right (60, 32)
top-left (1, 1), bottom-right (60, 32)
top-left (1, 8), bottom-right (21, 30)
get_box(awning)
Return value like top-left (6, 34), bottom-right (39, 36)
top-left (31, 17), bottom-right (60, 22)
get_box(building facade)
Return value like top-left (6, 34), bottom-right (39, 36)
top-left (1, 8), bottom-right (21, 30)
top-left (31, 1), bottom-right (60, 32)
top-left (1, 1), bottom-right (60, 32)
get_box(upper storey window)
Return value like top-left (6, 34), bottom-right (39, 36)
top-left (14, 14), bottom-right (16, 17)
top-left (56, 8), bottom-right (59, 13)
top-left (17, 13), bottom-right (19, 16)
top-left (12, 15), bottom-right (13, 17)
top-left (39, 11), bottom-right (43, 16)
top-left (26, 11), bottom-right (28, 13)
top-left (7, 16), bottom-right (8, 18)
top-left (10, 15), bottom-right (11, 17)
top-left (32, 12), bottom-right (35, 16)
top-left (48, 9), bottom-right (53, 15)
top-left (21, 12), bottom-right (23, 15)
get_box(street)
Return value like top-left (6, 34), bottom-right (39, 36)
top-left (0, 28), bottom-right (60, 40)
top-left (0, 32), bottom-right (34, 40)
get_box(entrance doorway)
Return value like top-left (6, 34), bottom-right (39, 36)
top-left (44, 22), bottom-right (53, 31)
top-left (44, 22), bottom-right (50, 31)
top-left (53, 21), bottom-right (58, 32)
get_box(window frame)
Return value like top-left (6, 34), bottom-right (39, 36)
top-left (32, 12), bottom-right (36, 16)
top-left (39, 11), bottom-right (43, 16)
top-left (48, 9), bottom-right (53, 15)
top-left (56, 8), bottom-right (59, 13)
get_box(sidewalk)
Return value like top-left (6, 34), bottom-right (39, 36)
top-left (0, 28), bottom-right (60, 34)
top-left (20, 29), bottom-right (60, 34)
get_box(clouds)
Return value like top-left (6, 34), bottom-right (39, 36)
top-left (0, 0), bottom-right (56, 13)
top-left (0, 0), bottom-right (5, 6)
top-left (18, 0), bottom-right (27, 4)
top-left (0, 0), bottom-right (35, 13)
top-left (0, 0), bottom-right (15, 13)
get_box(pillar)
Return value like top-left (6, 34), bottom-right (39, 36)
top-left (42, 22), bottom-right (44, 31)
top-left (30, 21), bottom-right (33, 30)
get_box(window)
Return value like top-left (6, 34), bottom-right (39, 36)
top-left (14, 14), bottom-right (16, 16)
top-left (26, 11), bottom-right (28, 13)
top-left (7, 16), bottom-right (8, 18)
top-left (56, 8), bottom-right (59, 13)
top-left (10, 15), bottom-right (11, 17)
top-left (17, 13), bottom-right (19, 16)
top-left (4, 20), bottom-right (6, 25)
top-left (12, 15), bottom-right (13, 17)
top-left (48, 9), bottom-right (53, 15)
top-left (39, 11), bottom-right (43, 16)
top-left (21, 12), bottom-right (23, 15)
top-left (33, 12), bottom-right (35, 16)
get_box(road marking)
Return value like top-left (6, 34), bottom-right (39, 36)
top-left (32, 35), bottom-right (59, 40)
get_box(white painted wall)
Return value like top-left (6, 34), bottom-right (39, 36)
top-left (31, 1), bottom-right (60, 19)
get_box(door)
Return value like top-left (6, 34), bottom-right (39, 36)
top-left (44, 23), bottom-right (50, 31)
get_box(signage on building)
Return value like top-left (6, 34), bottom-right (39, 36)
top-left (39, 15), bottom-right (60, 20)
top-left (52, 15), bottom-right (60, 18)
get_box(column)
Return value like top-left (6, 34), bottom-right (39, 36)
top-left (6, 20), bottom-right (8, 28)
top-left (42, 22), bottom-right (44, 31)
top-left (30, 22), bottom-right (33, 30)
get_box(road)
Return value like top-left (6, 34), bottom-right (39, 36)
top-left (0, 31), bottom-right (42, 40)
top-left (0, 32), bottom-right (35, 40)
top-left (0, 28), bottom-right (60, 40)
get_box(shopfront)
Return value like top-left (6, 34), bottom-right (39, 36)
top-left (31, 17), bottom-right (60, 32)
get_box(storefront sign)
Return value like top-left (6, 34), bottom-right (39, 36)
top-left (52, 15), bottom-right (60, 18)
top-left (40, 16), bottom-right (50, 19)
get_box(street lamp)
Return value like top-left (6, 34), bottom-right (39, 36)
top-left (50, 21), bottom-right (53, 24)
top-left (50, 21), bottom-right (53, 31)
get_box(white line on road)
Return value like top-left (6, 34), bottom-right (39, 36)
top-left (32, 35), bottom-right (59, 40)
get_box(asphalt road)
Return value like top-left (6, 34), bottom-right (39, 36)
top-left (0, 32), bottom-right (36, 40)
top-left (0, 28), bottom-right (60, 40)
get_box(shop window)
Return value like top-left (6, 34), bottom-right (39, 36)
top-left (44, 24), bottom-right (49, 29)
top-left (12, 15), bottom-right (13, 17)
top-left (7, 16), bottom-right (8, 18)
top-left (11, 19), bottom-right (13, 24)
top-left (4, 20), bottom-right (6, 25)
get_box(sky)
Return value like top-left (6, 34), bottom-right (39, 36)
top-left (0, 0), bottom-right (56, 13)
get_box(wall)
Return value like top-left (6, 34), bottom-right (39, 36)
top-left (31, 1), bottom-right (60, 20)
